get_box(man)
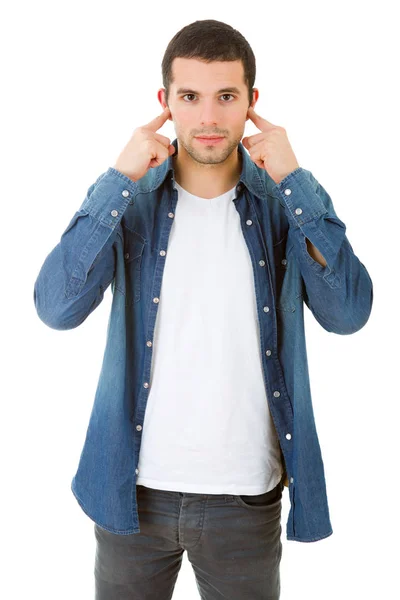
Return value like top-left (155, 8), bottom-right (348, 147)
top-left (34, 19), bottom-right (373, 600)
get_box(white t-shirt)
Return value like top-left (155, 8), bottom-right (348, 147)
top-left (136, 180), bottom-right (283, 495)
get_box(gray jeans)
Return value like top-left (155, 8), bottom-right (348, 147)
top-left (94, 477), bottom-right (284, 599)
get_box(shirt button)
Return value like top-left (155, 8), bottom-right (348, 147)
top-left (136, 425), bottom-right (142, 431)
top-left (125, 253), bottom-right (130, 259)
top-left (263, 306), bottom-right (270, 312)
top-left (143, 382), bottom-right (149, 388)
top-left (286, 433), bottom-right (292, 440)
top-left (266, 349), bottom-right (272, 356)
top-left (122, 190), bottom-right (130, 197)
top-left (146, 341), bottom-right (152, 347)
top-left (273, 391), bottom-right (280, 397)
top-left (168, 212), bottom-right (174, 218)
top-left (290, 477), bottom-right (294, 483)
top-left (153, 297), bottom-right (160, 303)
top-left (284, 188), bottom-right (292, 195)
top-left (281, 259), bottom-right (287, 265)
top-left (259, 260), bottom-right (265, 266)
top-left (135, 468), bottom-right (139, 474)
top-left (111, 209), bottom-right (118, 217)
top-left (237, 183), bottom-right (243, 192)
top-left (246, 219), bottom-right (253, 226)
top-left (160, 250), bottom-right (166, 256)
top-left (295, 208), bottom-right (302, 215)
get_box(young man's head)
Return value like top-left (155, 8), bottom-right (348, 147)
top-left (158, 20), bottom-right (259, 169)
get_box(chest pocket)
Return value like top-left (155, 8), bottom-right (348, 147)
top-left (123, 229), bottom-right (145, 305)
top-left (273, 234), bottom-right (302, 312)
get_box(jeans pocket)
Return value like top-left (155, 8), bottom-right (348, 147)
top-left (233, 482), bottom-right (282, 509)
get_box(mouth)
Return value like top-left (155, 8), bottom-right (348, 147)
top-left (195, 136), bottom-right (225, 145)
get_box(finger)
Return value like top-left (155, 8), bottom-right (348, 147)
top-left (149, 139), bottom-right (172, 165)
top-left (153, 132), bottom-right (174, 148)
top-left (242, 132), bottom-right (265, 148)
top-left (144, 106), bottom-right (171, 132)
top-left (248, 145), bottom-right (265, 169)
top-left (247, 106), bottom-right (276, 131)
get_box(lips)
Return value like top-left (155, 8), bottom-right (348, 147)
top-left (195, 136), bottom-right (225, 145)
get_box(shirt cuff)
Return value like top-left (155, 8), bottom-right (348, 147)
top-left (79, 167), bottom-right (137, 229)
top-left (271, 167), bottom-right (328, 229)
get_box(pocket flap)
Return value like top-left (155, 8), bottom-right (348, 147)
top-left (124, 230), bottom-right (145, 263)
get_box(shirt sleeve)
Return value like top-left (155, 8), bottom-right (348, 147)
top-left (33, 167), bottom-right (135, 330)
top-left (271, 167), bottom-right (373, 334)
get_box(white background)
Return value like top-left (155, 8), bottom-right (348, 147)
top-left (2, 0), bottom-right (398, 598)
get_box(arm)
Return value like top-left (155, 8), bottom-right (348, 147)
top-left (306, 238), bottom-right (327, 267)
top-left (271, 167), bottom-right (373, 334)
top-left (33, 168), bottom-right (135, 330)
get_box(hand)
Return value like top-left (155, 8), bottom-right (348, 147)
top-left (242, 107), bottom-right (300, 185)
top-left (113, 106), bottom-right (175, 182)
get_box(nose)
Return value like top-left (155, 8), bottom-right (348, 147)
top-left (198, 100), bottom-right (222, 126)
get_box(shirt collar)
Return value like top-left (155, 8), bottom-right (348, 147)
top-left (132, 138), bottom-right (267, 199)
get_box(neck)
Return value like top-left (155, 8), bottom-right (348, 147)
top-left (173, 143), bottom-right (242, 199)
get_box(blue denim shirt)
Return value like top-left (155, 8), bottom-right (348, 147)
top-left (33, 138), bottom-right (373, 543)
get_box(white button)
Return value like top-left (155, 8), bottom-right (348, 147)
top-left (168, 212), bottom-right (174, 218)
top-left (122, 190), bottom-right (130, 197)
top-left (259, 260), bottom-right (265, 266)
top-left (160, 250), bottom-right (166, 256)
top-left (153, 297), bottom-right (159, 303)
top-left (111, 209), bottom-right (118, 217)
top-left (135, 468), bottom-right (139, 474)
top-left (281, 259), bottom-right (287, 265)
top-left (246, 219), bottom-right (253, 226)
top-left (286, 433), bottom-right (292, 440)
top-left (263, 306), bottom-right (270, 312)
top-left (290, 477), bottom-right (294, 483)
top-left (295, 208), bottom-right (302, 215)
top-left (143, 382), bottom-right (149, 388)
top-left (125, 253), bottom-right (130, 259)
top-left (136, 425), bottom-right (142, 431)
top-left (284, 188), bottom-right (291, 195)
top-left (273, 391), bottom-right (280, 397)
top-left (266, 350), bottom-right (271, 356)
top-left (146, 341), bottom-right (152, 347)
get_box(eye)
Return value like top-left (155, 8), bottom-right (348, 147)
top-left (182, 94), bottom-right (235, 102)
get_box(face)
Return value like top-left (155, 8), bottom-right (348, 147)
top-left (158, 57), bottom-right (258, 166)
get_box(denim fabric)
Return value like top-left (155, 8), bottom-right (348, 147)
top-left (33, 138), bottom-right (373, 543)
top-left (94, 479), bottom-right (284, 599)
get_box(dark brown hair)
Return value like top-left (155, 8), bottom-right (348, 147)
top-left (161, 20), bottom-right (256, 107)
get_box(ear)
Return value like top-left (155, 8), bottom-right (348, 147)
top-left (246, 89), bottom-right (259, 120)
top-left (157, 88), bottom-right (172, 120)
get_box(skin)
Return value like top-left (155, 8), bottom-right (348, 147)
top-left (157, 57), bottom-right (259, 199)
top-left (156, 57), bottom-right (326, 267)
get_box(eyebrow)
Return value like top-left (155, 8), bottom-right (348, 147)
top-left (175, 86), bottom-right (242, 96)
